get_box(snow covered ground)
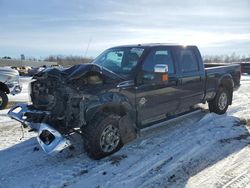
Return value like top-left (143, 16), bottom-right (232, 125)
top-left (0, 76), bottom-right (250, 188)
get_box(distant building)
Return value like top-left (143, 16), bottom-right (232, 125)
top-left (21, 54), bottom-right (25, 60)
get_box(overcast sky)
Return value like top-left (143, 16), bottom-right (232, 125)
top-left (0, 0), bottom-right (249, 58)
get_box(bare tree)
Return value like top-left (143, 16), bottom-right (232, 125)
top-left (203, 53), bottom-right (250, 64)
top-left (44, 55), bottom-right (93, 67)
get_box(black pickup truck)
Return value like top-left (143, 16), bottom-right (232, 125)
top-left (8, 44), bottom-right (241, 159)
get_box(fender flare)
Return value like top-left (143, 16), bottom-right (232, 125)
top-left (217, 74), bottom-right (234, 105)
top-left (85, 93), bottom-right (137, 143)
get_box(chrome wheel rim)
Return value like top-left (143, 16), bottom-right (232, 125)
top-left (218, 92), bottom-right (228, 110)
top-left (100, 124), bottom-right (120, 153)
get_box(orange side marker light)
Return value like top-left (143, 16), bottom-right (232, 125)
top-left (162, 73), bottom-right (168, 81)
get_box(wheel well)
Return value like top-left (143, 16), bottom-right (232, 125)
top-left (101, 104), bottom-right (127, 117)
top-left (219, 79), bottom-right (233, 105)
top-left (0, 82), bottom-right (10, 94)
top-left (99, 105), bottom-right (137, 144)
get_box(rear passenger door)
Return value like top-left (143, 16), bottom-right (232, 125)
top-left (176, 47), bottom-right (205, 109)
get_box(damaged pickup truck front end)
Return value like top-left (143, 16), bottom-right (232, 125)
top-left (8, 64), bottom-right (134, 155)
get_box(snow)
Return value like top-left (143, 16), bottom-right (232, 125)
top-left (0, 76), bottom-right (250, 188)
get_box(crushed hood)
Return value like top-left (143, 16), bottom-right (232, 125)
top-left (34, 63), bottom-right (124, 82)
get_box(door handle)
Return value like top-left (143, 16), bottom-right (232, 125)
top-left (177, 78), bottom-right (182, 84)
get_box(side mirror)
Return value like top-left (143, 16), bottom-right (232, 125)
top-left (154, 64), bottom-right (169, 82)
top-left (154, 64), bottom-right (168, 73)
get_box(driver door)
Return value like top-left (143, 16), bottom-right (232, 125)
top-left (136, 47), bottom-right (181, 128)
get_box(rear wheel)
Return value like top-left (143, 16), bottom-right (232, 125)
top-left (208, 87), bottom-right (230, 114)
top-left (0, 90), bottom-right (8, 110)
top-left (83, 113), bottom-right (123, 159)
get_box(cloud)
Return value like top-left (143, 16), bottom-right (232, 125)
top-left (0, 0), bottom-right (249, 57)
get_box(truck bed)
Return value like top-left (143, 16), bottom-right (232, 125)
top-left (204, 63), bottom-right (241, 84)
top-left (204, 63), bottom-right (241, 101)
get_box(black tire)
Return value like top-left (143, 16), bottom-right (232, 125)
top-left (0, 90), bottom-right (8, 110)
top-left (208, 87), bottom-right (230, 115)
top-left (83, 113), bottom-right (123, 160)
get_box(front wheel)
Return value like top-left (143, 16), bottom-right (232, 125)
top-left (208, 87), bottom-right (230, 115)
top-left (0, 90), bottom-right (8, 110)
top-left (83, 113), bottom-right (123, 159)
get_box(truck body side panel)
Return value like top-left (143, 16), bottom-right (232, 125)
top-left (204, 64), bottom-right (241, 101)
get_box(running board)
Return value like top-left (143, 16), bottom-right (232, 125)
top-left (140, 109), bottom-right (202, 133)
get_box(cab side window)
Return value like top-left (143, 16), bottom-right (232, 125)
top-left (143, 49), bottom-right (175, 74)
top-left (180, 49), bottom-right (199, 73)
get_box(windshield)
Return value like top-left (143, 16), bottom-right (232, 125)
top-left (92, 47), bottom-right (145, 76)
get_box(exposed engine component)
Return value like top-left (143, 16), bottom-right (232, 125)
top-left (28, 64), bottom-right (122, 131)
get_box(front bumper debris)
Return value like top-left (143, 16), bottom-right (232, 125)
top-left (10, 85), bottom-right (22, 95)
top-left (37, 123), bottom-right (71, 155)
top-left (8, 103), bottom-right (46, 131)
top-left (8, 103), bottom-right (71, 154)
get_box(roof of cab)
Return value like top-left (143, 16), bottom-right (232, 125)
top-left (110, 43), bottom-right (197, 48)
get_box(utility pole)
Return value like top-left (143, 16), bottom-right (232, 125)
top-left (84, 38), bottom-right (92, 58)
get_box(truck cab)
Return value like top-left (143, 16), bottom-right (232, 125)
top-left (132, 45), bottom-right (206, 127)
